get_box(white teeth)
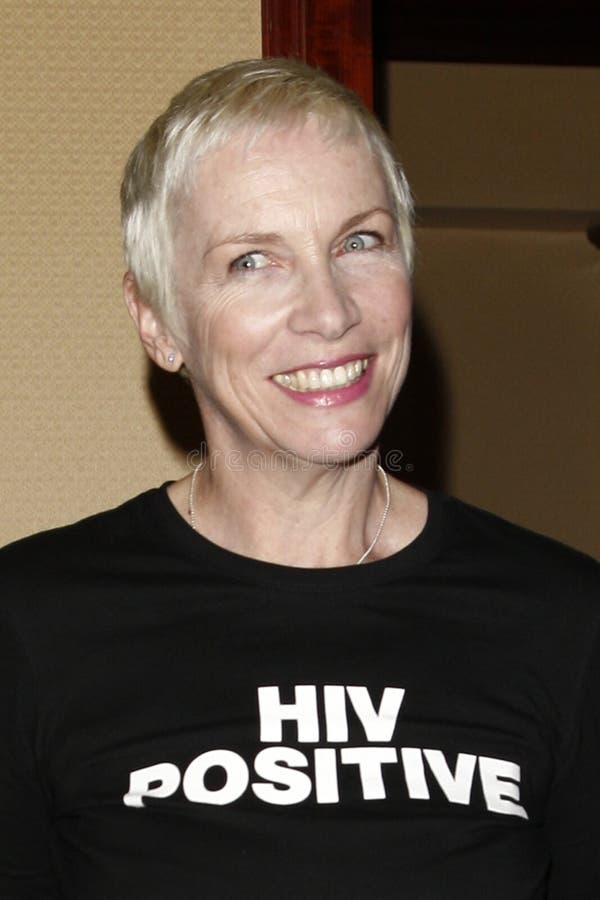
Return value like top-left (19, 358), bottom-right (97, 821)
top-left (296, 370), bottom-right (308, 390)
top-left (273, 358), bottom-right (369, 392)
top-left (308, 370), bottom-right (321, 390)
top-left (320, 369), bottom-right (333, 388)
top-left (333, 365), bottom-right (346, 386)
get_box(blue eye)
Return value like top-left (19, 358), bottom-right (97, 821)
top-left (230, 251), bottom-right (269, 272)
top-left (342, 232), bottom-right (381, 253)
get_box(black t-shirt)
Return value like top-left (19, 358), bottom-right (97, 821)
top-left (1, 486), bottom-right (598, 899)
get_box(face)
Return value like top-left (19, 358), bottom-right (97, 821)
top-left (173, 118), bottom-right (412, 465)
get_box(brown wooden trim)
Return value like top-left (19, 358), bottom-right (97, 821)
top-left (262, 0), bottom-right (373, 108)
top-left (262, 0), bottom-right (308, 59)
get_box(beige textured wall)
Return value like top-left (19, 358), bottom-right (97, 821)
top-left (1, 1), bottom-right (261, 546)
top-left (386, 63), bottom-right (600, 557)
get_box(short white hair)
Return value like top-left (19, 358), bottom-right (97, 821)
top-left (121, 57), bottom-right (414, 328)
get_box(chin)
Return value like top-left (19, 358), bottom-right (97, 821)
top-left (286, 427), bottom-right (381, 468)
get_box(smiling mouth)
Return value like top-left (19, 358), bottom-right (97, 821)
top-left (272, 358), bottom-right (370, 392)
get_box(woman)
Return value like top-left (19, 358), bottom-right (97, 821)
top-left (1, 58), bottom-right (598, 899)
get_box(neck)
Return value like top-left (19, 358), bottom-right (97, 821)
top-left (187, 451), bottom-right (389, 567)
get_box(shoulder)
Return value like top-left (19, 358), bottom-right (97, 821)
top-left (438, 492), bottom-right (597, 565)
top-left (0, 487), bottom-right (165, 606)
top-left (421, 494), bottom-right (600, 697)
top-left (431, 491), bottom-right (599, 611)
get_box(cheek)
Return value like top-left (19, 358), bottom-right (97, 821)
top-left (364, 274), bottom-right (412, 332)
top-left (179, 299), bottom-right (279, 394)
top-left (344, 254), bottom-right (410, 315)
top-left (177, 280), bottom-right (243, 363)
top-left (387, 285), bottom-right (412, 323)
top-left (386, 269), bottom-right (412, 322)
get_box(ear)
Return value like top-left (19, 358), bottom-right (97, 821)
top-left (123, 272), bottom-right (183, 372)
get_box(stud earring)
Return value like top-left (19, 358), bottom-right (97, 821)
top-left (167, 353), bottom-right (175, 364)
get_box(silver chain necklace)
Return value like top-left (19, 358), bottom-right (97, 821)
top-left (188, 462), bottom-right (391, 565)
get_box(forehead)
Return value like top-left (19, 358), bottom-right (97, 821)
top-left (181, 119), bottom-right (389, 243)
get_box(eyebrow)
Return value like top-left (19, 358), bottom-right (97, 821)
top-left (206, 232), bottom-right (282, 253)
top-left (340, 206), bottom-right (393, 233)
top-left (204, 207), bottom-right (392, 257)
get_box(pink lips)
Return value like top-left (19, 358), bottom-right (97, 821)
top-left (271, 355), bottom-right (374, 407)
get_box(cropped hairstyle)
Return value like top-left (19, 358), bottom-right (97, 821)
top-left (121, 57), bottom-right (414, 328)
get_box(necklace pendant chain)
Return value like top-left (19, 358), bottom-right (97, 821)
top-left (355, 464), bottom-right (391, 564)
top-left (188, 462), bottom-right (391, 566)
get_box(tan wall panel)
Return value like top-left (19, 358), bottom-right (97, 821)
top-left (386, 63), bottom-right (600, 557)
top-left (1, 1), bottom-right (261, 545)
top-left (413, 227), bottom-right (599, 556)
top-left (387, 62), bottom-right (600, 211)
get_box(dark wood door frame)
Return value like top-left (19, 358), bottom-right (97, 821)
top-left (261, 1), bottom-right (599, 107)
top-left (261, 0), bottom-right (373, 108)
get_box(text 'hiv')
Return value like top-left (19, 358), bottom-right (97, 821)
top-left (123, 685), bottom-right (528, 818)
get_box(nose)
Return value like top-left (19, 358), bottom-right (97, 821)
top-left (287, 263), bottom-right (361, 341)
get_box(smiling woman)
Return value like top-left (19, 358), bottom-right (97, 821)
top-left (121, 60), bottom-right (418, 566)
top-left (0, 58), bottom-right (599, 900)
top-left (146, 122), bottom-right (411, 477)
